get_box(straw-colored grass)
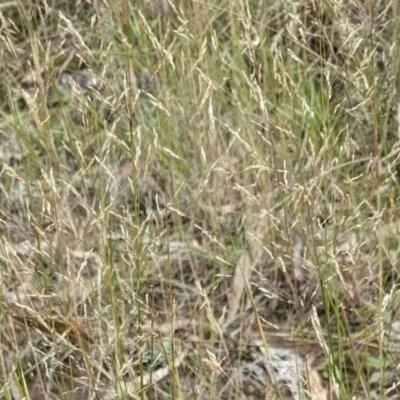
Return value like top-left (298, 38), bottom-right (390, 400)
top-left (1, 0), bottom-right (400, 399)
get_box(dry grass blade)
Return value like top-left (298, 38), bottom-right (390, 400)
top-left (9, 311), bottom-right (92, 343)
top-left (1, 0), bottom-right (399, 398)
top-left (305, 356), bottom-right (328, 400)
top-left (0, 2), bottom-right (18, 10)
top-left (224, 251), bottom-right (252, 329)
top-left (264, 374), bottom-right (279, 400)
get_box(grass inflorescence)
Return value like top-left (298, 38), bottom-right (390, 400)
top-left (1, 0), bottom-right (400, 399)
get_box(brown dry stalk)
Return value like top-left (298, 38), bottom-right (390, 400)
top-left (9, 312), bottom-right (92, 343)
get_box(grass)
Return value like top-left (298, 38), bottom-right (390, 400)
top-left (1, 0), bottom-right (400, 399)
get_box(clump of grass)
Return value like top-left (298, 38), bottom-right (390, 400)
top-left (1, 0), bottom-right (400, 399)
